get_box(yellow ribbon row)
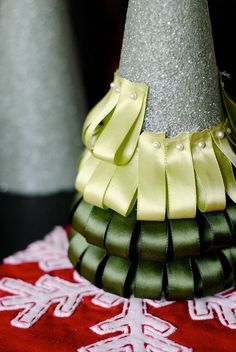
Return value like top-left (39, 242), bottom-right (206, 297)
top-left (76, 72), bottom-right (236, 220)
top-left (76, 123), bottom-right (236, 220)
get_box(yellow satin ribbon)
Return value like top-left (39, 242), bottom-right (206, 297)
top-left (166, 133), bottom-right (196, 218)
top-left (82, 72), bottom-right (121, 149)
top-left (212, 125), bottom-right (236, 203)
top-left (137, 133), bottom-right (166, 221)
top-left (76, 150), bottom-right (138, 217)
top-left (82, 72), bottom-right (148, 165)
top-left (191, 129), bottom-right (226, 212)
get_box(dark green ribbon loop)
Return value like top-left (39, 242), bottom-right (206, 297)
top-left (134, 261), bottom-right (163, 299)
top-left (102, 256), bottom-right (131, 297)
top-left (85, 207), bottom-right (113, 248)
top-left (200, 212), bottom-right (232, 251)
top-left (193, 254), bottom-right (224, 297)
top-left (137, 221), bottom-right (168, 261)
top-left (68, 230), bottom-right (88, 267)
top-left (166, 259), bottom-right (194, 300)
top-left (221, 247), bottom-right (236, 287)
top-left (69, 192), bottom-right (83, 219)
top-left (225, 200), bottom-right (236, 242)
top-left (169, 219), bottom-right (200, 258)
top-left (105, 210), bottom-right (136, 258)
top-left (80, 246), bottom-right (107, 286)
top-left (72, 200), bottom-right (93, 234)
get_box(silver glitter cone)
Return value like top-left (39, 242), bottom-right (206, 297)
top-left (119, 0), bottom-right (223, 135)
top-left (0, 0), bottom-right (86, 194)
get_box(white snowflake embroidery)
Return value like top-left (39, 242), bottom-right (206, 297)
top-left (188, 288), bottom-right (236, 329)
top-left (78, 298), bottom-right (192, 352)
top-left (0, 274), bottom-right (116, 328)
top-left (4, 226), bottom-right (72, 272)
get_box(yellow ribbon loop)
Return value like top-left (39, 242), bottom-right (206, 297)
top-left (104, 151), bottom-right (138, 216)
top-left (75, 150), bottom-right (100, 193)
top-left (212, 125), bottom-right (236, 167)
top-left (211, 125), bottom-right (236, 203)
top-left (192, 130), bottom-right (226, 212)
top-left (93, 77), bottom-right (148, 165)
top-left (82, 72), bottom-right (121, 149)
top-left (223, 88), bottom-right (236, 136)
top-left (83, 160), bottom-right (116, 209)
top-left (137, 133), bottom-right (166, 221)
top-left (77, 151), bottom-right (138, 217)
top-left (213, 142), bottom-right (236, 203)
top-left (166, 133), bottom-right (196, 219)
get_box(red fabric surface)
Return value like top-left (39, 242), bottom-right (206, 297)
top-left (0, 227), bottom-right (235, 352)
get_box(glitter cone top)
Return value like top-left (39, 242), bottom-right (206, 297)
top-left (119, 0), bottom-right (223, 136)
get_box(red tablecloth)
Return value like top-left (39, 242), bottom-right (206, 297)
top-left (0, 227), bottom-right (235, 352)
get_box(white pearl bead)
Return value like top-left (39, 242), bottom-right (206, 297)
top-left (129, 92), bottom-right (138, 100)
top-left (227, 127), bottom-right (232, 134)
top-left (197, 140), bottom-right (206, 149)
top-left (115, 87), bottom-right (120, 94)
top-left (216, 130), bottom-right (225, 139)
top-left (176, 143), bottom-right (184, 151)
top-left (152, 142), bottom-right (161, 149)
top-left (110, 82), bottom-right (115, 89)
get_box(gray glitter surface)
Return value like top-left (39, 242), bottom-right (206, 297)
top-left (0, 0), bottom-right (86, 194)
top-left (119, 0), bottom-right (223, 135)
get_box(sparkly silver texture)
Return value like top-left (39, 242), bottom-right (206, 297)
top-left (0, 0), bottom-right (86, 194)
top-left (119, 0), bottom-right (223, 136)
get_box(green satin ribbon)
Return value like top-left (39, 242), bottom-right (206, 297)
top-left (105, 209), bottom-right (136, 259)
top-left (80, 246), bottom-right (107, 286)
top-left (84, 207), bottom-right (113, 248)
top-left (137, 221), bottom-right (168, 261)
top-left (169, 219), bottom-right (200, 258)
top-left (225, 200), bottom-right (236, 240)
top-left (200, 211), bottom-right (232, 251)
top-left (68, 231), bottom-right (88, 267)
top-left (71, 198), bottom-right (235, 260)
top-left (68, 230), bottom-right (236, 300)
top-left (166, 259), bottom-right (194, 300)
top-left (134, 261), bottom-right (163, 299)
top-left (193, 253), bottom-right (224, 296)
top-left (102, 256), bottom-right (131, 296)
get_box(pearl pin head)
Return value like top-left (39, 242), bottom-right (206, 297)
top-left (216, 130), bottom-right (225, 139)
top-left (176, 143), bottom-right (184, 151)
top-left (152, 141), bottom-right (161, 149)
top-left (197, 140), bottom-right (206, 149)
top-left (129, 92), bottom-right (138, 100)
top-left (115, 87), bottom-right (120, 94)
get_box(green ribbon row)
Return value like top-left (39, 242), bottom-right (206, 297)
top-left (71, 197), bottom-right (236, 261)
top-left (68, 230), bottom-right (236, 300)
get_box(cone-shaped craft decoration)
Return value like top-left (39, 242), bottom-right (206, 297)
top-left (0, 0), bottom-right (86, 194)
top-left (68, 0), bottom-right (236, 300)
